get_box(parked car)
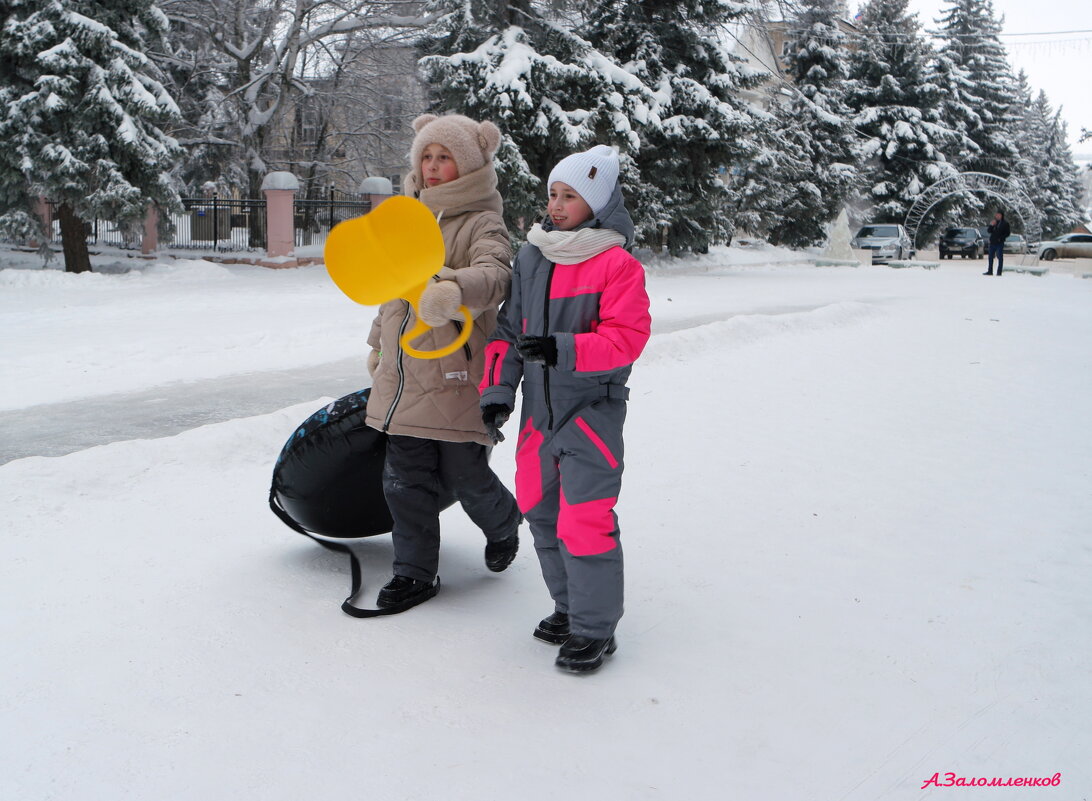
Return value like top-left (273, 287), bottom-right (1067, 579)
top-left (1038, 233), bottom-right (1092, 261)
top-left (1003, 234), bottom-right (1028, 254)
top-left (851, 223), bottom-right (914, 263)
top-left (939, 227), bottom-right (985, 259)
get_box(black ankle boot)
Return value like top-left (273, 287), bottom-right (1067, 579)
top-left (533, 611), bottom-right (570, 644)
top-left (556, 635), bottom-right (617, 673)
top-left (484, 533), bottom-right (519, 572)
top-left (376, 575), bottom-right (439, 610)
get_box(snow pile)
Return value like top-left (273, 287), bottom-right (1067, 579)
top-left (0, 258), bottom-right (372, 411)
top-left (641, 301), bottom-right (882, 364)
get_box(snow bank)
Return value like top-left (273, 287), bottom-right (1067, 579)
top-left (642, 301), bottom-right (882, 364)
top-left (0, 258), bottom-right (371, 411)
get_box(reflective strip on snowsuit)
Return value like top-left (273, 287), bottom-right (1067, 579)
top-left (479, 186), bottom-right (651, 639)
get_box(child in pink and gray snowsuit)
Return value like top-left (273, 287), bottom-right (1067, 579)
top-left (479, 145), bottom-right (651, 673)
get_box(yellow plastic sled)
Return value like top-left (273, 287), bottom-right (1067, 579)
top-left (324, 196), bottom-right (472, 360)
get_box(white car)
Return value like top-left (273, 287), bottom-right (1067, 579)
top-left (851, 223), bottom-right (914, 263)
top-left (1038, 233), bottom-right (1092, 261)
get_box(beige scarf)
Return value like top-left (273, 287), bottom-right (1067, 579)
top-left (525, 223), bottom-right (626, 265)
top-left (407, 164), bottom-right (504, 217)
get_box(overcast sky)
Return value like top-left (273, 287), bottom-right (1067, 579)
top-left (871, 0), bottom-right (1090, 154)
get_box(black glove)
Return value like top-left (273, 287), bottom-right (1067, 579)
top-left (482, 404), bottom-right (511, 444)
top-left (516, 334), bottom-right (558, 366)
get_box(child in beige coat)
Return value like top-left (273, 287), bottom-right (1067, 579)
top-left (365, 114), bottom-right (520, 612)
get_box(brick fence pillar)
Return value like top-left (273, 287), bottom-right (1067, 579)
top-left (261, 171), bottom-right (300, 266)
top-left (141, 205), bottom-right (159, 256)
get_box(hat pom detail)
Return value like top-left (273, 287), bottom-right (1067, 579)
top-left (412, 114), bottom-right (438, 133)
top-left (477, 121), bottom-right (501, 158)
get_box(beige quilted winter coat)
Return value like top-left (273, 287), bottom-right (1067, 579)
top-left (365, 164), bottom-right (512, 445)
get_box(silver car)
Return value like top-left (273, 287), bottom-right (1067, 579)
top-left (851, 223), bottom-right (914, 263)
top-left (1003, 234), bottom-right (1028, 254)
top-left (1038, 233), bottom-right (1092, 261)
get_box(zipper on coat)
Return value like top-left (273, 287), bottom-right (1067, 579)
top-left (452, 319), bottom-right (472, 363)
top-left (487, 352), bottom-right (500, 387)
top-left (542, 261), bottom-right (556, 431)
top-left (383, 303), bottom-right (412, 431)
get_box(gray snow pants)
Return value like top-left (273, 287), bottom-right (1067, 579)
top-left (516, 393), bottom-right (627, 639)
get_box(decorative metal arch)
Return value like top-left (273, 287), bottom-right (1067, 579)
top-left (904, 172), bottom-right (1041, 250)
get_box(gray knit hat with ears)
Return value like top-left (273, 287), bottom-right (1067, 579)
top-left (410, 114), bottom-right (502, 176)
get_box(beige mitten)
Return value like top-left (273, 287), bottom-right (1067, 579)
top-left (366, 348), bottom-right (381, 376)
top-left (418, 280), bottom-right (462, 326)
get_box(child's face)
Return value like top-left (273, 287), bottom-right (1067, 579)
top-left (547, 182), bottom-right (593, 230)
top-left (421, 144), bottom-right (459, 187)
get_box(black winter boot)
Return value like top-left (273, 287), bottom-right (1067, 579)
top-left (555, 635), bottom-right (617, 673)
top-left (484, 533), bottom-right (519, 572)
top-left (376, 575), bottom-right (440, 611)
top-left (533, 611), bottom-right (570, 644)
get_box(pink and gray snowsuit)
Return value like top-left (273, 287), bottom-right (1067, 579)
top-left (479, 185), bottom-right (651, 639)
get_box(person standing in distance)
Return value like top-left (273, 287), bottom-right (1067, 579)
top-left (985, 211), bottom-right (1011, 276)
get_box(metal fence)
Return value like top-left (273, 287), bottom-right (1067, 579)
top-left (170, 197), bottom-right (267, 251)
top-left (46, 203), bottom-right (141, 250)
top-left (42, 191), bottom-right (370, 253)
top-left (294, 190), bottom-right (372, 247)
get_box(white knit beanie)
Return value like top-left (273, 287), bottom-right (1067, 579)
top-left (547, 145), bottom-right (619, 215)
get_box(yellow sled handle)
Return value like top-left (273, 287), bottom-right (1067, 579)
top-left (324, 196), bottom-right (473, 360)
top-left (400, 293), bottom-right (474, 359)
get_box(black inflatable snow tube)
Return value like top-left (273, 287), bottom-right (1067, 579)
top-left (270, 388), bottom-right (393, 538)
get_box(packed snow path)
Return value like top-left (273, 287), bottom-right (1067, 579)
top-left (0, 303), bottom-right (843, 463)
top-left (0, 357), bottom-right (366, 464)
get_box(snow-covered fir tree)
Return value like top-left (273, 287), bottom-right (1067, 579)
top-left (932, 0), bottom-right (1019, 176)
top-left (733, 123), bottom-right (799, 242)
top-left (0, 0), bottom-right (182, 272)
top-left (1009, 85), bottom-right (1083, 239)
top-left (1004, 87), bottom-right (1074, 237)
top-left (581, 0), bottom-right (765, 253)
top-left (740, 0), bottom-right (860, 248)
top-left (1032, 94), bottom-right (1085, 238)
top-left (920, 47), bottom-right (983, 226)
top-left (419, 0), bottom-right (658, 239)
top-left (845, 0), bottom-right (960, 231)
top-left (925, 50), bottom-right (980, 171)
top-left (1007, 69), bottom-right (1044, 220)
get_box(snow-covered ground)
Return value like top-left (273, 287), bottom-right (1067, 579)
top-left (2, 246), bottom-right (1090, 800)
